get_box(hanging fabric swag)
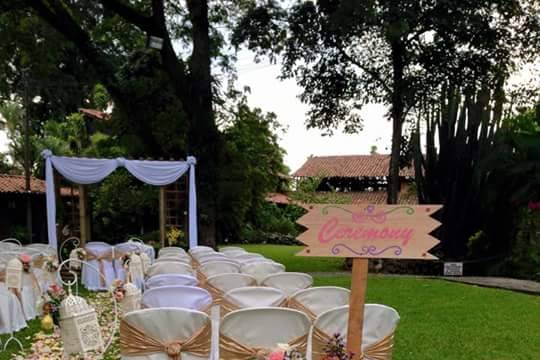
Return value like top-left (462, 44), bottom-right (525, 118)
top-left (41, 150), bottom-right (198, 250)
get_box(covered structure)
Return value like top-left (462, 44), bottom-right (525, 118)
top-left (41, 150), bottom-right (198, 250)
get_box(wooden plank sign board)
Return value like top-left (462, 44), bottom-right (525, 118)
top-left (296, 204), bottom-right (442, 359)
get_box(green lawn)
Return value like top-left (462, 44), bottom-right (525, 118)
top-left (237, 244), bottom-right (540, 360)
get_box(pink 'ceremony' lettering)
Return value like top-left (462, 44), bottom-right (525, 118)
top-left (318, 216), bottom-right (414, 246)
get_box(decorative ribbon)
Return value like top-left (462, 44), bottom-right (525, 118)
top-left (287, 297), bottom-right (318, 322)
top-left (219, 333), bottom-right (307, 360)
top-left (119, 318), bottom-right (211, 360)
top-left (311, 326), bottom-right (395, 360)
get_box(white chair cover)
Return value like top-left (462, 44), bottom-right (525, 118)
top-left (189, 246), bottom-right (214, 255)
top-left (198, 262), bottom-right (240, 278)
top-left (145, 274), bottom-right (198, 290)
top-left (121, 307), bottom-right (211, 360)
top-left (155, 256), bottom-right (192, 266)
top-left (240, 261), bottom-right (285, 284)
top-left (222, 250), bottom-right (248, 258)
top-left (205, 273), bottom-right (258, 294)
top-left (0, 284), bottom-right (27, 334)
top-left (223, 287), bottom-right (286, 309)
top-left (25, 244), bottom-right (56, 257)
top-left (129, 239), bottom-right (156, 261)
top-left (311, 305), bottom-right (400, 355)
top-left (219, 246), bottom-right (245, 254)
top-left (33, 267), bottom-right (57, 294)
top-left (220, 307), bottom-right (311, 353)
top-left (290, 287), bottom-right (350, 320)
top-left (191, 250), bottom-right (217, 261)
top-left (142, 285), bottom-right (212, 311)
top-left (82, 242), bottom-right (116, 290)
top-left (159, 247), bottom-right (187, 257)
top-left (146, 262), bottom-right (194, 278)
top-left (196, 253), bottom-right (227, 264)
top-left (20, 272), bottom-right (40, 320)
top-left (261, 272), bottom-right (314, 296)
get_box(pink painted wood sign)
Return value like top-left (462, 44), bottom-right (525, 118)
top-left (297, 204), bottom-right (442, 259)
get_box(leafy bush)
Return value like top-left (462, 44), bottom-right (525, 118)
top-left (504, 208), bottom-right (540, 279)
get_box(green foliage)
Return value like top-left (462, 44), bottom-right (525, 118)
top-left (218, 102), bottom-right (288, 241)
top-left (503, 209), bottom-right (540, 279)
top-left (91, 169), bottom-right (158, 244)
top-left (291, 176), bottom-right (351, 204)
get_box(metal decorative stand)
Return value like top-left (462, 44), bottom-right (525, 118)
top-left (0, 238), bottom-right (22, 247)
top-left (56, 258), bottom-right (119, 357)
top-left (58, 236), bottom-right (81, 262)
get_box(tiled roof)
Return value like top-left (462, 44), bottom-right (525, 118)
top-left (293, 155), bottom-right (414, 178)
top-left (0, 174), bottom-right (76, 196)
top-left (265, 191), bottom-right (417, 205)
top-left (79, 108), bottom-right (111, 121)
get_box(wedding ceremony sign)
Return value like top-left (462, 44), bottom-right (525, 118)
top-left (297, 204), bottom-right (442, 359)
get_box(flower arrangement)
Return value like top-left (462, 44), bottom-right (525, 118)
top-left (166, 227), bottom-right (184, 246)
top-left (44, 256), bottom-right (59, 273)
top-left (110, 279), bottom-right (126, 303)
top-left (322, 333), bottom-right (353, 360)
top-left (73, 247), bottom-right (86, 260)
top-left (42, 283), bottom-right (67, 325)
top-left (252, 344), bottom-right (305, 360)
top-left (19, 254), bottom-right (32, 273)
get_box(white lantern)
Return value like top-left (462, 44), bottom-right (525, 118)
top-left (139, 252), bottom-right (151, 274)
top-left (129, 254), bottom-right (144, 281)
top-left (120, 282), bottom-right (141, 315)
top-left (6, 258), bottom-right (23, 291)
top-left (59, 294), bottom-right (103, 355)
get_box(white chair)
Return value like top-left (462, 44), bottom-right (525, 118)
top-left (261, 272), bottom-right (313, 296)
top-left (198, 261), bottom-right (240, 279)
top-left (159, 246), bottom-right (187, 257)
top-left (240, 261), bottom-right (285, 284)
top-left (0, 284), bottom-right (27, 335)
top-left (155, 256), bottom-right (192, 266)
top-left (204, 273), bottom-right (257, 303)
top-left (189, 246), bottom-right (214, 255)
top-left (219, 246), bottom-right (246, 253)
top-left (196, 253), bottom-right (227, 264)
top-left (25, 244), bottom-right (56, 257)
top-left (120, 307), bottom-right (212, 360)
top-left (310, 305), bottom-right (400, 360)
top-left (146, 261), bottom-right (194, 278)
top-left (222, 250), bottom-right (248, 258)
top-left (20, 271), bottom-right (41, 320)
top-left (219, 308), bottom-right (311, 359)
top-left (289, 286), bottom-right (350, 321)
top-left (82, 242), bottom-right (116, 290)
top-left (142, 285), bottom-right (212, 311)
top-left (145, 274), bottom-right (198, 290)
top-left (222, 287), bottom-right (286, 311)
top-left (128, 238), bottom-right (156, 261)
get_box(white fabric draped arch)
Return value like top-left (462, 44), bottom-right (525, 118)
top-left (42, 149), bottom-right (198, 250)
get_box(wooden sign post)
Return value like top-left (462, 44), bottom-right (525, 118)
top-left (296, 204), bottom-right (441, 359)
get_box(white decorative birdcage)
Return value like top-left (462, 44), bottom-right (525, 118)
top-left (121, 282), bottom-right (141, 314)
top-left (59, 293), bottom-right (104, 355)
top-left (6, 258), bottom-right (22, 291)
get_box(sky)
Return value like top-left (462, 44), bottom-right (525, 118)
top-left (235, 54), bottom-right (392, 173)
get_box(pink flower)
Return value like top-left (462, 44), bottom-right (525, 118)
top-left (19, 254), bottom-right (32, 264)
top-left (268, 351), bottom-right (285, 360)
top-left (114, 290), bottom-right (125, 302)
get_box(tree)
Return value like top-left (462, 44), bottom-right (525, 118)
top-left (234, 0), bottom-right (539, 203)
top-left (1, 0), bottom-right (244, 246)
top-left (218, 101), bottom-right (288, 241)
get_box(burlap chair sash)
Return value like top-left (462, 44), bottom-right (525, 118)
top-left (86, 249), bottom-right (116, 287)
top-left (120, 318), bottom-right (211, 360)
top-left (219, 333), bottom-right (307, 360)
top-left (287, 297), bottom-right (317, 322)
top-left (311, 326), bottom-right (395, 360)
top-left (203, 281), bottom-right (224, 305)
top-left (32, 255), bottom-right (45, 269)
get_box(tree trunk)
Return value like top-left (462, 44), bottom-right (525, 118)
top-left (387, 41), bottom-right (406, 204)
top-left (186, 0), bottom-right (221, 247)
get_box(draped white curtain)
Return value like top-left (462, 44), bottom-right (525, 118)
top-left (41, 150), bottom-right (198, 250)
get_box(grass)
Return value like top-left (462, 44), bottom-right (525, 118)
top-left (238, 244), bottom-right (540, 360)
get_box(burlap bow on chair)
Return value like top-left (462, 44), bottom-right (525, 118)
top-left (311, 326), bottom-right (395, 360)
top-left (120, 318), bottom-right (211, 360)
top-left (85, 249), bottom-right (115, 288)
top-left (287, 297), bottom-right (318, 322)
top-left (219, 333), bottom-right (307, 360)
